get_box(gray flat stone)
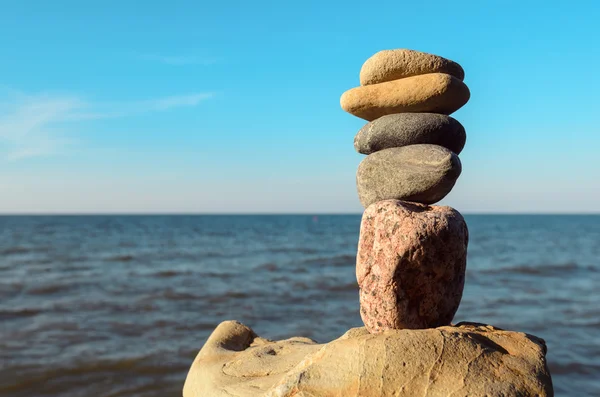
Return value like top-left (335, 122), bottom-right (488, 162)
top-left (354, 113), bottom-right (466, 155)
top-left (356, 144), bottom-right (461, 207)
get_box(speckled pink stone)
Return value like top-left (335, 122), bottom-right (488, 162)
top-left (357, 199), bottom-right (468, 333)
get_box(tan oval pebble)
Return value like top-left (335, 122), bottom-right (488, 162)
top-left (360, 49), bottom-right (465, 85)
top-left (340, 73), bottom-right (470, 121)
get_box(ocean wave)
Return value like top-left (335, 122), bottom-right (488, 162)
top-left (107, 255), bottom-right (135, 262)
top-left (301, 254), bottom-right (356, 267)
top-left (1, 246), bottom-right (31, 255)
top-left (27, 284), bottom-right (70, 295)
top-left (480, 262), bottom-right (596, 276)
top-left (0, 308), bottom-right (41, 319)
top-left (203, 271), bottom-right (234, 279)
top-left (269, 247), bottom-right (322, 254)
top-left (254, 262), bottom-right (279, 271)
top-left (0, 354), bottom-right (186, 394)
top-left (207, 291), bottom-right (251, 304)
top-left (549, 361), bottom-right (600, 376)
top-left (151, 270), bottom-right (191, 278)
top-left (320, 282), bottom-right (359, 292)
top-left (161, 289), bottom-right (201, 301)
top-left (0, 246), bottom-right (55, 256)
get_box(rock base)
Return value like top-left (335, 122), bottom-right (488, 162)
top-left (183, 320), bottom-right (553, 397)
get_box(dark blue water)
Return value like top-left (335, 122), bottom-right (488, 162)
top-left (1, 215), bottom-right (599, 396)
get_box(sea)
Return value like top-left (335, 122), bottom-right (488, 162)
top-left (1, 215), bottom-right (599, 397)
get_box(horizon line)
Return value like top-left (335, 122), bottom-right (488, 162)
top-left (1, 212), bottom-right (599, 216)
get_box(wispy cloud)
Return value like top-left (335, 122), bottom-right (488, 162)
top-left (142, 93), bottom-right (214, 111)
top-left (0, 94), bottom-right (82, 161)
top-left (139, 54), bottom-right (219, 66)
top-left (5, 134), bottom-right (74, 162)
top-left (0, 91), bottom-right (214, 161)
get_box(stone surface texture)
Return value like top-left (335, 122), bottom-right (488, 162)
top-left (360, 49), bottom-right (465, 85)
top-left (340, 73), bottom-right (470, 121)
top-left (354, 112), bottom-right (466, 155)
top-left (183, 320), bottom-right (554, 397)
top-left (356, 144), bottom-right (461, 207)
top-left (357, 200), bottom-right (468, 332)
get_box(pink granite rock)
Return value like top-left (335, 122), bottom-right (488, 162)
top-left (357, 199), bottom-right (468, 333)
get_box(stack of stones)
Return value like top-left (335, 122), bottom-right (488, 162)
top-left (184, 48), bottom-right (555, 397)
top-left (340, 49), bottom-right (471, 333)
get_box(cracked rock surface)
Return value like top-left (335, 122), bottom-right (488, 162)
top-left (183, 320), bottom-right (553, 397)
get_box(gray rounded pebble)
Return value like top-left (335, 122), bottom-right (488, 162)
top-left (354, 113), bottom-right (466, 155)
top-left (356, 144), bottom-right (462, 207)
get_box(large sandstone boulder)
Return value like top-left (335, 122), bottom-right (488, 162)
top-left (357, 200), bottom-right (468, 332)
top-left (340, 73), bottom-right (470, 121)
top-left (183, 320), bottom-right (554, 397)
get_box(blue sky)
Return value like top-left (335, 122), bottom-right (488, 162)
top-left (1, 0), bottom-right (599, 213)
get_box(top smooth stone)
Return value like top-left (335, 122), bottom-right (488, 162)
top-left (360, 49), bottom-right (465, 86)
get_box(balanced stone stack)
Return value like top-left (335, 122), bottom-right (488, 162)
top-left (182, 48), bottom-right (555, 397)
top-left (340, 49), bottom-right (471, 333)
